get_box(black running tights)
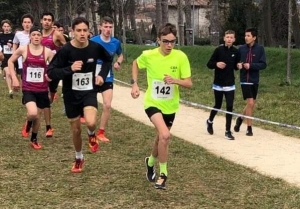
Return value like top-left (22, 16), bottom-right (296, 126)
top-left (208, 90), bottom-right (235, 131)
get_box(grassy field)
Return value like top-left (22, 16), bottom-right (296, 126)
top-left (116, 45), bottom-right (300, 138)
top-left (1, 74), bottom-right (300, 208)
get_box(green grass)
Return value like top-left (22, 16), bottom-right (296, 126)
top-left (117, 45), bottom-right (300, 138)
top-left (1, 75), bottom-right (300, 208)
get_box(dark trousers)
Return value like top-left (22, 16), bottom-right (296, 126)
top-left (209, 90), bottom-right (235, 131)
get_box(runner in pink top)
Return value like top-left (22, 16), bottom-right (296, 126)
top-left (22, 45), bottom-right (48, 92)
top-left (40, 12), bottom-right (66, 53)
top-left (41, 30), bottom-right (61, 53)
top-left (40, 12), bottom-right (66, 138)
top-left (8, 27), bottom-right (54, 150)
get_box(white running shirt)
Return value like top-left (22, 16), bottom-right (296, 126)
top-left (13, 31), bottom-right (30, 69)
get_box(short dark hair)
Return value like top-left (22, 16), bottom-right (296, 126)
top-left (157, 23), bottom-right (177, 38)
top-left (1, 19), bottom-right (12, 27)
top-left (21, 14), bottom-right (34, 23)
top-left (53, 21), bottom-right (61, 28)
top-left (30, 26), bottom-right (42, 34)
top-left (41, 12), bottom-right (55, 22)
top-left (245, 27), bottom-right (258, 37)
top-left (100, 16), bottom-right (114, 25)
top-left (71, 17), bottom-right (89, 30)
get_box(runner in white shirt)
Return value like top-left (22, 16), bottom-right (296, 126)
top-left (12, 14), bottom-right (33, 77)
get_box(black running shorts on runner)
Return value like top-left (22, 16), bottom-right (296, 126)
top-left (16, 68), bottom-right (22, 75)
top-left (1, 58), bottom-right (15, 68)
top-left (241, 84), bottom-right (259, 100)
top-left (64, 92), bottom-right (98, 119)
top-left (22, 91), bottom-right (51, 109)
top-left (97, 82), bottom-right (113, 93)
top-left (145, 106), bottom-right (176, 128)
top-left (1, 60), bottom-right (8, 68)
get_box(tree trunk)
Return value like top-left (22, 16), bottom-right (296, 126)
top-left (85, 0), bottom-right (90, 24)
top-left (257, 0), bottom-right (265, 45)
top-left (178, 0), bottom-right (185, 45)
top-left (54, 0), bottom-right (58, 20)
top-left (184, 0), bottom-right (193, 46)
top-left (112, 0), bottom-right (119, 37)
top-left (263, 0), bottom-right (275, 46)
top-left (286, 0), bottom-right (292, 85)
top-left (245, 0), bottom-right (252, 28)
top-left (161, 0), bottom-right (168, 25)
top-left (129, 0), bottom-right (142, 44)
top-left (91, 0), bottom-right (98, 35)
top-left (156, 0), bottom-right (162, 30)
top-left (210, 0), bottom-right (219, 46)
top-left (292, 0), bottom-right (300, 48)
top-left (118, 0), bottom-right (125, 43)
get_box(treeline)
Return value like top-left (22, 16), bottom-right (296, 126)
top-left (0, 0), bottom-right (299, 47)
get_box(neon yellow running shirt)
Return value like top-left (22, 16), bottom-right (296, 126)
top-left (136, 48), bottom-right (191, 114)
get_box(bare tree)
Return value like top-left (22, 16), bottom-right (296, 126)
top-left (263, 0), bottom-right (275, 46)
top-left (53, 0), bottom-right (58, 20)
top-left (292, 0), bottom-right (300, 48)
top-left (244, 0), bottom-right (252, 28)
top-left (161, 0), bottom-right (169, 25)
top-left (210, 0), bottom-right (219, 46)
top-left (91, 0), bottom-right (98, 35)
top-left (85, 0), bottom-right (90, 23)
top-left (184, 0), bottom-right (193, 45)
top-left (286, 0), bottom-right (292, 85)
top-left (156, 0), bottom-right (162, 29)
top-left (128, 0), bottom-right (143, 44)
top-left (178, 0), bottom-right (185, 45)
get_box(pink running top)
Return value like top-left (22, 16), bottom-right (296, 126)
top-left (22, 45), bottom-right (48, 92)
top-left (41, 30), bottom-right (60, 53)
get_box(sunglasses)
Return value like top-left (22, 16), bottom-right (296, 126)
top-left (161, 39), bottom-right (176, 45)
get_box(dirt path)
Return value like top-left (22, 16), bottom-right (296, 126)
top-left (98, 84), bottom-right (300, 187)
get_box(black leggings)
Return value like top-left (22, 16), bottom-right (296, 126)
top-left (209, 90), bottom-right (235, 131)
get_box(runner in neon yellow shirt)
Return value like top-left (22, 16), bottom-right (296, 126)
top-left (131, 23), bottom-right (192, 189)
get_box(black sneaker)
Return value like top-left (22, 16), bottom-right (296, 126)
top-left (234, 117), bottom-right (243, 132)
top-left (145, 157), bottom-right (156, 182)
top-left (206, 120), bottom-right (213, 135)
top-left (155, 173), bottom-right (167, 189)
top-left (225, 131), bottom-right (235, 140)
top-left (246, 129), bottom-right (253, 136)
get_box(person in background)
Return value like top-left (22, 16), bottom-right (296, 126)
top-left (234, 27), bottom-right (267, 136)
top-left (206, 30), bottom-right (239, 140)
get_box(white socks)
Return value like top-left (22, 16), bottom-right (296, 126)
top-left (75, 151), bottom-right (83, 159)
top-left (87, 129), bottom-right (95, 135)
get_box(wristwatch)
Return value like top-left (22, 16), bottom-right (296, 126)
top-left (130, 79), bottom-right (137, 84)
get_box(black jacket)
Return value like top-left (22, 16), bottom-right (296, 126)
top-left (238, 43), bottom-right (267, 84)
top-left (207, 44), bottom-right (239, 86)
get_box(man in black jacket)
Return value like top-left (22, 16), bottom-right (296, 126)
top-left (206, 30), bottom-right (239, 140)
top-left (234, 27), bottom-right (267, 136)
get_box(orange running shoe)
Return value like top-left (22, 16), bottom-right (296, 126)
top-left (22, 122), bottom-right (30, 138)
top-left (30, 141), bottom-right (42, 150)
top-left (80, 117), bottom-right (86, 123)
top-left (71, 158), bottom-right (84, 173)
top-left (96, 132), bottom-right (110, 143)
top-left (53, 93), bottom-right (58, 101)
top-left (88, 135), bottom-right (99, 152)
top-left (45, 128), bottom-right (54, 138)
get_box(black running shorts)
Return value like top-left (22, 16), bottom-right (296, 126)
top-left (22, 91), bottom-right (50, 109)
top-left (145, 106), bottom-right (176, 128)
top-left (241, 84), bottom-right (259, 100)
